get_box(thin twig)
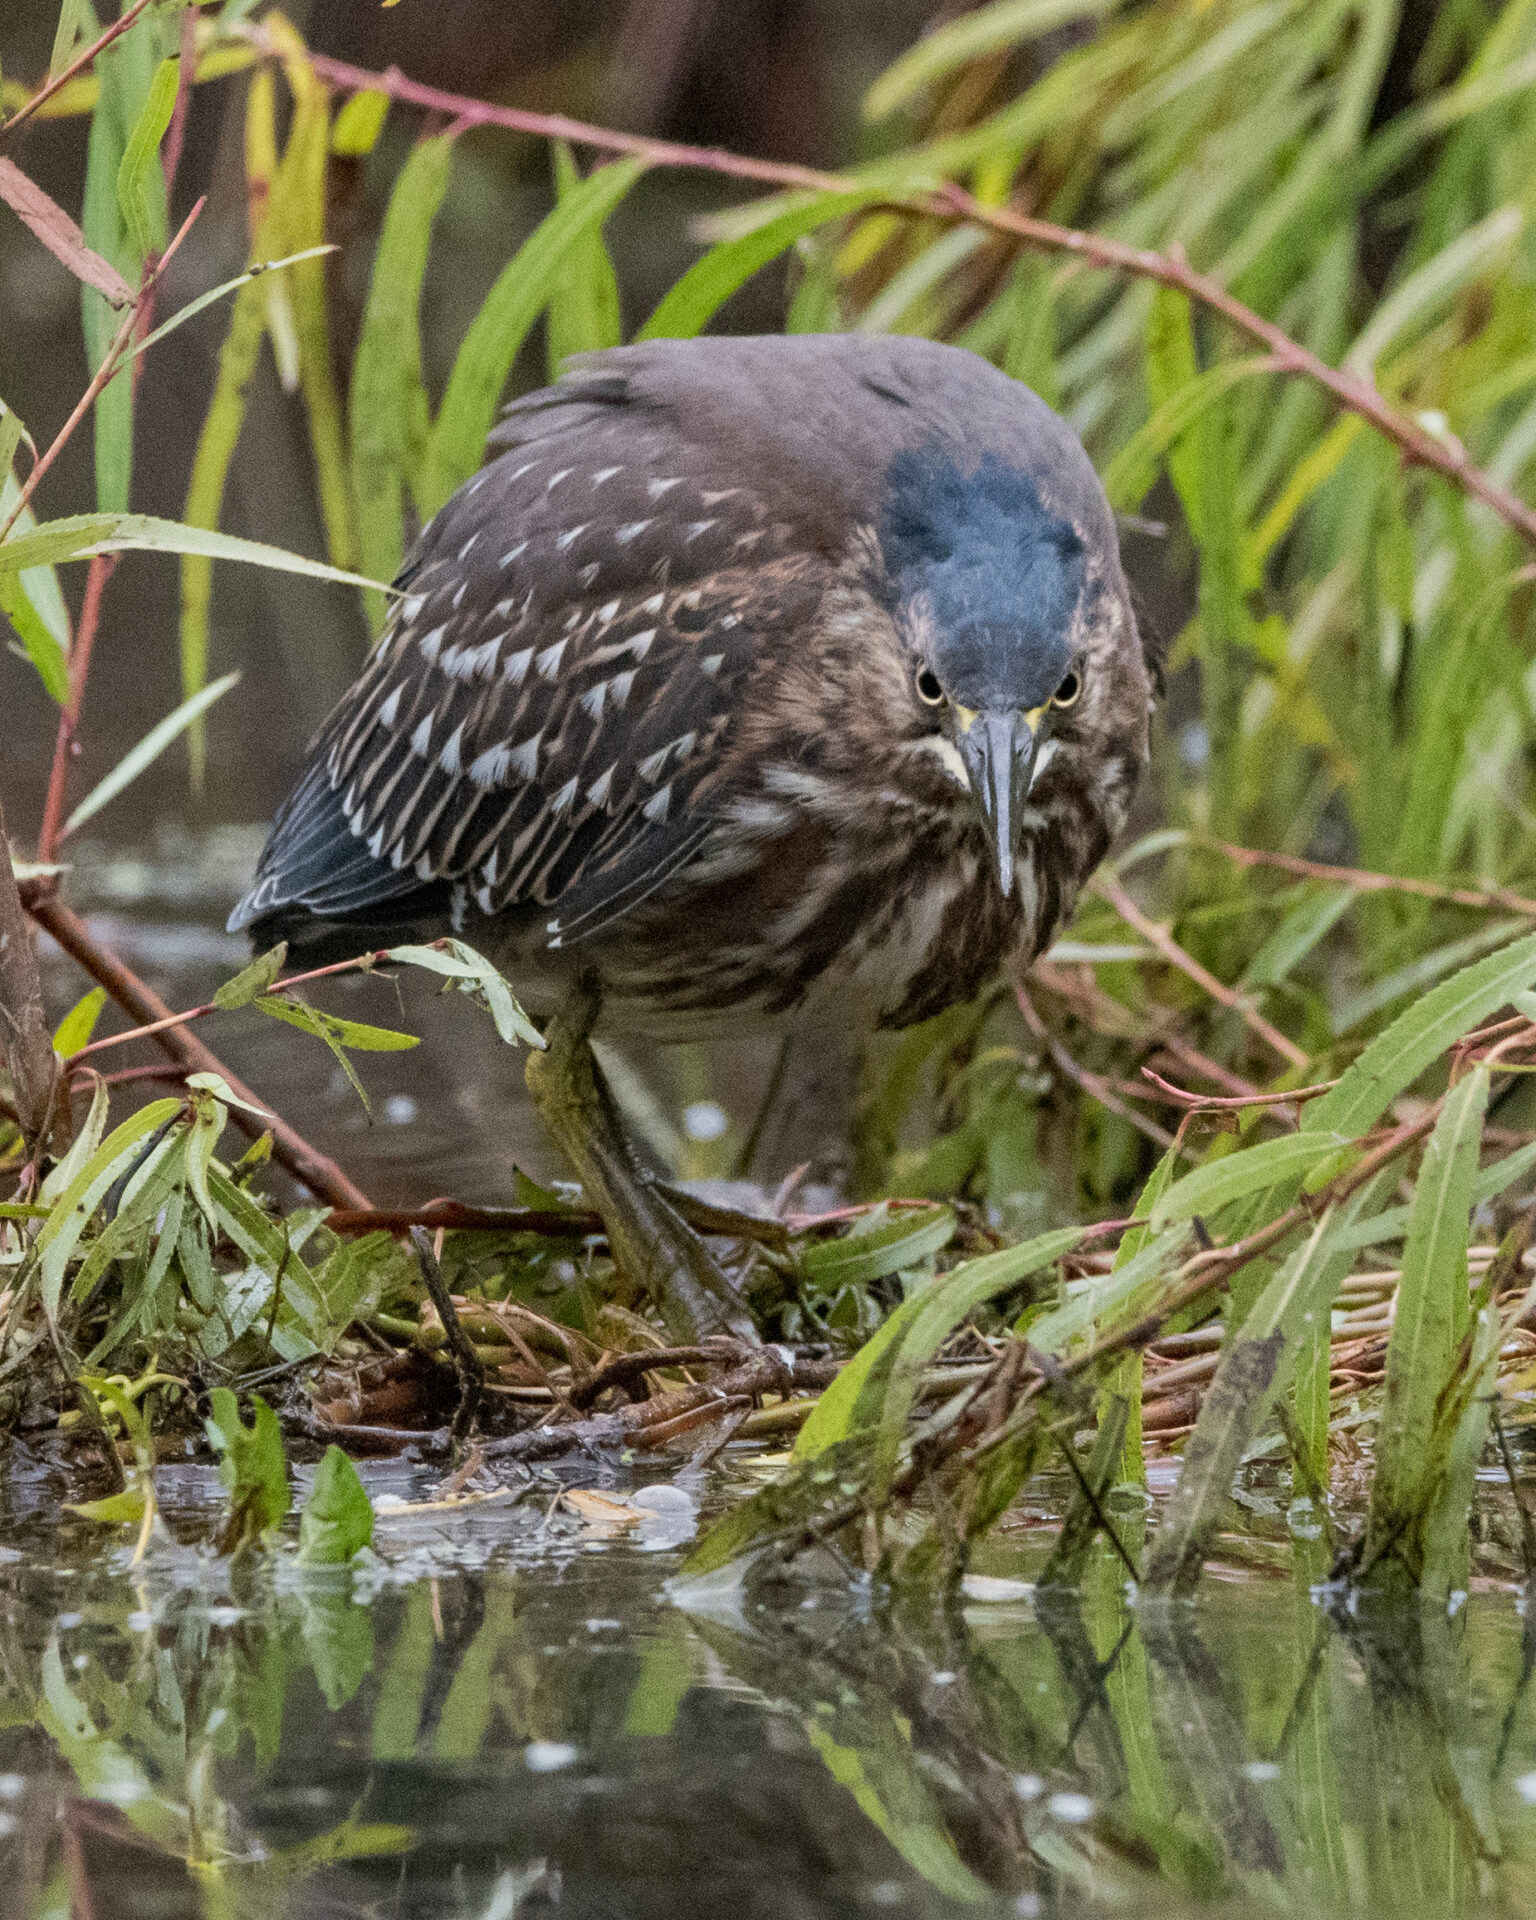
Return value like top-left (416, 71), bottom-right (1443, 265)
top-left (1139, 1067), bottom-right (1339, 1112)
top-left (36, 553), bottom-right (116, 866)
top-left (273, 40), bottom-right (1536, 552)
top-left (1205, 839), bottom-right (1536, 918)
top-left (0, 0), bottom-right (156, 139)
top-left (411, 1227), bottom-right (483, 1450)
top-left (1092, 874), bottom-right (1310, 1069)
top-left (65, 947), bottom-right (393, 1062)
top-left (1016, 982), bottom-right (1176, 1148)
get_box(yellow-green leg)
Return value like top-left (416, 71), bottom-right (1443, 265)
top-left (525, 975), bottom-right (757, 1345)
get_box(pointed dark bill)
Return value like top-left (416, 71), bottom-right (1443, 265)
top-left (958, 708), bottom-right (1038, 897)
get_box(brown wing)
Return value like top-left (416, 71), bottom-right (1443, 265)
top-left (232, 371), bottom-right (826, 945)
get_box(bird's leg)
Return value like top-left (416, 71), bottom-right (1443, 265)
top-left (525, 974), bottom-right (758, 1345)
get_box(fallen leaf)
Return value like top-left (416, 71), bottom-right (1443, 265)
top-left (563, 1487), bottom-right (640, 1532)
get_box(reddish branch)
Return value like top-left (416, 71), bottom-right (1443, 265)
top-left (1206, 839), bottom-right (1536, 918)
top-left (281, 41), bottom-right (1536, 552)
top-left (0, 0), bottom-right (157, 139)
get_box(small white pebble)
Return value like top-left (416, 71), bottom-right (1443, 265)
top-left (1516, 1772), bottom-right (1536, 1805)
top-left (72, 1654), bottom-right (89, 1671)
top-left (1015, 1898), bottom-right (1043, 1919)
top-left (1011, 1773), bottom-right (1044, 1801)
top-left (524, 1741), bottom-right (578, 1773)
top-left (629, 1485), bottom-right (695, 1514)
top-left (1243, 1760), bottom-right (1281, 1782)
top-left (584, 1619), bottom-right (623, 1634)
top-left (0, 1775), bottom-right (26, 1800)
top-left (1048, 1792), bottom-right (1095, 1824)
top-left (930, 1671), bottom-right (957, 1687)
top-left (57, 1612), bottom-right (82, 1630)
top-left (383, 1093), bottom-right (418, 1125)
top-left (682, 1101), bottom-right (728, 1142)
top-left (125, 1611), bottom-right (154, 1632)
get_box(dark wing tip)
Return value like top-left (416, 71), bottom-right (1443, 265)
top-left (230, 761), bottom-right (443, 948)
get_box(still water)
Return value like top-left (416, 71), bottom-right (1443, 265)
top-left (11, 836), bottom-right (1536, 1916)
top-left (6, 1450), bottom-right (1536, 1918)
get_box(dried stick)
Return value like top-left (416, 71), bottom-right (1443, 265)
top-left (24, 892), bottom-right (371, 1211)
top-left (1015, 982), bottom-right (1176, 1149)
top-left (1139, 1067), bottom-right (1339, 1112)
top-left (0, 795), bottom-right (63, 1158)
top-left (1092, 874), bottom-right (1310, 1069)
top-left (411, 1227), bottom-right (482, 1448)
top-left (275, 41), bottom-right (1536, 552)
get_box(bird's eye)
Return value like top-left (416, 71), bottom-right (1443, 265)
top-left (915, 666), bottom-right (946, 707)
top-left (1052, 668), bottom-right (1083, 709)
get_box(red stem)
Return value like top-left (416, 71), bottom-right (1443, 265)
top-left (279, 41), bottom-right (1536, 551)
top-left (0, 0), bottom-right (156, 139)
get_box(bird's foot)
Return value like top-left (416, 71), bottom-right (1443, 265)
top-left (526, 975), bottom-right (758, 1346)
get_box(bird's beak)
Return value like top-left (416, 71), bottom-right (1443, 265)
top-left (955, 706), bottom-right (1042, 897)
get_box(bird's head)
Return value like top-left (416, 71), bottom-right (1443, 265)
top-left (879, 447), bottom-right (1123, 896)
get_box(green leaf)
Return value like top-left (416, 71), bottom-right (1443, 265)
top-left (1143, 1203), bottom-right (1356, 1595)
top-left (348, 133), bottom-right (454, 628)
top-left (546, 141), bottom-right (624, 376)
top-left (0, 464), bottom-right (71, 702)
top-left (52, 987), bottom-right (106, 1056)
top-left (254, 994), bottom-right (419, 1117)
top-left (799, 1204), bottom-right (955, 1293)
top-left (49, 0), bottom-right (93, 80)
top-left (115, 53), bottom-right (176, 261)
top-left (1022, 1223), bottom-right (1186, 1356)
top-left (795, 1226), bottom-right (1082, 1463)
top-left (81, 28), bottom-right (134, 513)
top-left (863, 0), bottom-right (1113, 120)
top-left (1149, 1132), bottom-right (1351, 1231)
top-left (62, 671), bottom-right (240, 835)
top-left (0, 511), bottom-right (390, 591)
top-left (129, 245), bottom-right (339, 365)
top-left (67, 1487), bottom-right (148, 1525)
top-left (1104, 355), bottom-right (1275, 512)
top-left (35, 1098), bottom-right (184, 1321)
top-left (420, 156), bottom-right (646, 517)
top-left (254, 996), bottom-right (420, 1053)
top-left (213, 942), bottom-right (288, 1011)
top-left (1360, 1067), bottom-right (1488, 1588)
top-left (298, 1446), bottom-right (375, 1564)
top-left (1305, 928), bottom-right (1536, 1140)
top-left (636, 188), bottom-right (885, 342)
top-left (384, 940), bottom-right (544, 1047)
top-left (330, 88), bottom-right (389, 156)
top-left (205, 1388), bottom-right (290, 1546)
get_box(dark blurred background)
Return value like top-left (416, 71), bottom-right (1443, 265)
top-left (0, 0), bottom-right (948, 1199)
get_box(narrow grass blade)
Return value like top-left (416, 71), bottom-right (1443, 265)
top-left (421, 156), bottom-right (645, 516)
top-left (1143, 1204), bottom-right (1352, 1595)
top-left (1359, 1067), bottom-right (1487, 1589)
top-left (1305, 929), bottom-right (1536, 1139)
top-left (63, 671), bottom-right (239, 834)
top-left (637, 188), bottom-right (886, 342)
top-left (1149, 1132), bottom-right (1349, 1232)
top-left (349, 133), bottom-right (454, 628)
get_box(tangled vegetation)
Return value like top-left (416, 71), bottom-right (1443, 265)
top-left (4, 0), bottom-right (1536, 1616)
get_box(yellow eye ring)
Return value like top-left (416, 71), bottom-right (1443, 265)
top-left (1052, 668), bottom-right (1083, 709)
top-left (915, 666), bottom-right (946, 707)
